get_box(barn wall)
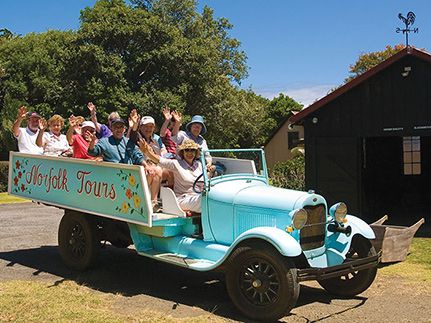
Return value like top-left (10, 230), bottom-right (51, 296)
top-left (306, 56), bottom-right (431, 138)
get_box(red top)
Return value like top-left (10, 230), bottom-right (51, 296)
top-left (161, 128), bottom-right (177, 155)
top-left (72, 134), bottom-right (98, 159)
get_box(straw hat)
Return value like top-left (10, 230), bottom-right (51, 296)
top-left (178, 139), bottom-right (201, 159)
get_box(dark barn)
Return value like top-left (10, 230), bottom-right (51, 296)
top-left (290, 46), bottom-right (431, 228)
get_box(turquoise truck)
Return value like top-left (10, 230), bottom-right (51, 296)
top-left (9, 149), bottom-right (380, 321)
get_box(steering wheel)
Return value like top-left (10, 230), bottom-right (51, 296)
top-left (193, 173), bottom-right (204, 194)
top-left (192, 165), bottom-right (225, 194)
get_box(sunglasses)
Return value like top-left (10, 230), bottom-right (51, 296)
top-left (184, 148), bottom-right (197, 152)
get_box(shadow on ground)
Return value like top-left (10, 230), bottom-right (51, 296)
top-left (0, 244), bottom-right (367, 322)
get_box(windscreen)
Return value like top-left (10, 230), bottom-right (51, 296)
top-left (204, 149), bottom-right (267, 178)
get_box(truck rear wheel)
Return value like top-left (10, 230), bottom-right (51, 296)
top-left (58, 211), bottom-right (101, 271)
top-left (318, 235), bottom-right (377, 296)
top-left (225, 243), bottom-right (299, 321)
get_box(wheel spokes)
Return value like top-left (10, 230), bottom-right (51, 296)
top-left (68, 224), bottom-right (86, 258)
top-left (240, 259), bottom-right (280, 305)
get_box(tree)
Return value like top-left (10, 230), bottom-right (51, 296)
top-left (0, 0), bottom-right (301, 158)
top-left (344, 44), bottom-right (405, 83)
top-left (0, 28), bottom-right (14, 42)
top-left (260, 93), bottom-right (303, 144)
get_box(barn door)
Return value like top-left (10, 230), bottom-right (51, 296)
top-left (362, 136), bottom-right (431, 225)
top-left (306, 137), bottom-right (360, 215)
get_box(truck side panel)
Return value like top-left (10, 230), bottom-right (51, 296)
top-left (8, 152), bottom-right (153, 226)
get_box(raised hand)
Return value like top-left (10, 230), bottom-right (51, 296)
top-left (83, 130), bottom-right (93, 142)
top-left (68, 115), bottom-right (77, 127)
top-left (171, 110), bottom-right (182, 123)
top-left (17, 106), bottom-right (28, 120)
top-left (163, 107), bottom-right (171, 121)
top-left (129, 109), bottom-right (140, 131)
top-left (39, 118), bottom-right (47, 131)
top-left (87, 102), bottom-right (96, 115)
top-left (89, 131), bottom-right (97, 144)
top-left (137, 138), bottom-right (149, 153)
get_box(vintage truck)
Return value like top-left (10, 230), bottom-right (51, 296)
top-left (8, 149), bottom-right (380, 321)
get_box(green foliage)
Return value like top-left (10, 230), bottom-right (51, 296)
top-left (344, 44), bottom-right (405, 83)
top-left (0, 0), bottom-right (300, 151)
top-left (0, 118), bottom-right (16, 160)
top-left (0, 161), bottom-right (8, 192)
top-left (260, 93), bottom-right (302, 145)
top-left (269, 155), bottom-right (305, 191)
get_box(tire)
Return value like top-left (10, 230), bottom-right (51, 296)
top-left (318, 235), bottom-right (377, 297)
top-left (58, 211), bottom-right (101, 271)
top-left (225, 243), bottom-right (300, 322)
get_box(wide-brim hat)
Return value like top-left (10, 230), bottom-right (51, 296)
top-left (186, 115), bottom-right (206, 135)
top-left (178, 139), bottom-right (201, 159)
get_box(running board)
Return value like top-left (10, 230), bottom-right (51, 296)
top-left (137, 250), bottom-right (216, 270)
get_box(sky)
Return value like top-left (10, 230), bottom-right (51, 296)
top-left (1, 1), bottom-right (430, 107)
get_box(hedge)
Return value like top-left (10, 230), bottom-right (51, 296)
top-left (269, 155), bottom-right (305, 191)
top-left (0, 161), bottom-right (8, 192)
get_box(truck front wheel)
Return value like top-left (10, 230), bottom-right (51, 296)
top-left (318, 235), bottom-right (377, 296)
top-left (58, 211), bottom-right (101, 271)
top-left (225, 243), bottom-right (299, 321)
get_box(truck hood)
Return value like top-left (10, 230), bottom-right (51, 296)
top-left (208, 179), bottom-right (326, 211)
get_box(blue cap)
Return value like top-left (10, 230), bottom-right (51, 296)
top-left (186, 115), bottom-right (206, 135)
top-left (110, 118), bottom-right (126, 126)
top-left (28, 112), bottom-right (40, 118)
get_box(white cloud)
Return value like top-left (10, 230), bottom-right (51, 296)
top-left (256, 83), bottom-right (338, 108)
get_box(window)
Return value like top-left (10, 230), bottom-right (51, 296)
top-left (403, 136), bottom-right (421, 175)
top-left (288, 131), bottom-right (299, 149)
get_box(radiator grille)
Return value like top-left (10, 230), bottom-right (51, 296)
top-left (300, 204), bottom-right (326, 251)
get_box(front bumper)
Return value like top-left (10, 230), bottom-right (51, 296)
top-left (297, 250), bottom-right (382, 282)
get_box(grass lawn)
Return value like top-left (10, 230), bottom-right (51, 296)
top-left (0, 192), bottom-right (29, 204)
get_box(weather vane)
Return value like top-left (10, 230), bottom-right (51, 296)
top-left (396, 11), bottom-right (418, 46)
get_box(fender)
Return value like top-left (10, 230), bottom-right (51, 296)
top-left (345, 214), bottom-right (376, 239)
top-left (230, 226), bottom-right (302, 257)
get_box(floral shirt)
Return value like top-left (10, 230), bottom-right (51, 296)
top-left (41, 131), bottom-right (72, 156)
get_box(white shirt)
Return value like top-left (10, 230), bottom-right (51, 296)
top-left (158, 158), bottom-right (203, 197)
top-left (15, 127), bottom-right (43, 155)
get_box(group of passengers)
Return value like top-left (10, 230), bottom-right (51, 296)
top-left (13, 104), bottom-right (215, 214)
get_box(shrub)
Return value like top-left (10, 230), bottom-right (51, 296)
top-left (0, 161), bottom-right (9, 192)
top-left (269, 155), bottom-right (305, 191)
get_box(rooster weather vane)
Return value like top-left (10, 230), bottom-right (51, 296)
top-left (396, 12), bottom-right (418, 46)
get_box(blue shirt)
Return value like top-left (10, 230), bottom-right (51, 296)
top-left (88, 136), bottom-right (145, 165)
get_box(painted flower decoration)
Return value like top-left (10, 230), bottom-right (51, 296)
top-left (18, 171), bottom-right (22, 179)
top-left (128, 175), bottom-right (136, 187)
top-left (21, 184), bottom-right (25, 192)
top-left (121, 202), bottom-right (129, 213)
top-left (15, 160), bottom-right (21, 169)
top-left (133, 194), bottom-right (141, 208)
top-left (126, 188), bottom-right (133, 199)
top-left (14, 177), bottom-right (19, 186)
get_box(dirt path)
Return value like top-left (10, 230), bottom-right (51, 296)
top-left (1, 202), bottom-right (430, 322)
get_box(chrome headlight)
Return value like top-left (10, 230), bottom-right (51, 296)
top-left (291, 208), bottom-right (308, 230)
top-left (329, 202), bottom-right (347, 223)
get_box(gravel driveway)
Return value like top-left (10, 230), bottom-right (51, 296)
top-left (1, 202), bottom-right (430, 322)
